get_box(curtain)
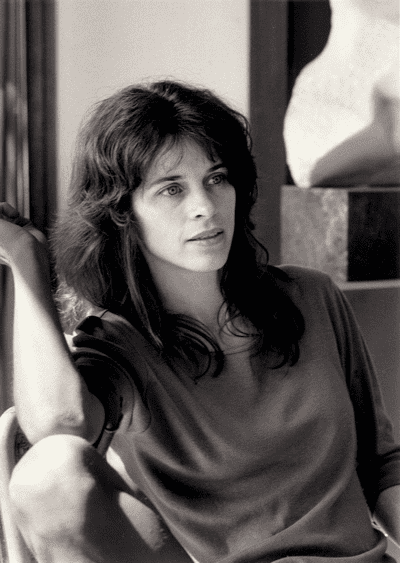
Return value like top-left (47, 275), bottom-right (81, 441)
top-left (0, 0), bottom-right (55, 415)
top-left (0, 0), bottom-right (30, 415)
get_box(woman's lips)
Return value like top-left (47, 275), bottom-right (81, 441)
top-left (188, 228), bottom-right (223, 241)
top-left (187, 230), bottom-right (224, 247)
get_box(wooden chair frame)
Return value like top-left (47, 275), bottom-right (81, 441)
top-left (0, 407), bottom-right (35, 563)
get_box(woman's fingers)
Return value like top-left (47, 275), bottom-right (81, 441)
top-left (21, 220), bottom-right (48, 246)
top-left (0, 202), bottom-right (21, 220)
top-left (0, 202), bottom-right (47, 251)
top-left (14, 216), bottom-right (32, 228)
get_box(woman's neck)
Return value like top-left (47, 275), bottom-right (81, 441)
top-left (150, 264), bottom-right (224, 331)
top-left (147, 261), bottom-right (255, 353)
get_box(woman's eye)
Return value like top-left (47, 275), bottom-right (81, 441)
top-left (209, 174), bottom-right (226, 185)
top-left (162, 185), bottom-right (182, 196)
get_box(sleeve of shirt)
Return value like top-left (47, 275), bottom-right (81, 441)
top-left (324, 277), bottom-right (400, 510)
top-left (68, 313), bottom-right (151, 450)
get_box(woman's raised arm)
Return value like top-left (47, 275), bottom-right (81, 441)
top-left (0, 203), bottom-right (105, 445)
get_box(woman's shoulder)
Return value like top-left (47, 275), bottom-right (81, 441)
top-left (74, 308), bottom-right (141, 344)
top-left (70, 309), bottom-right (149, 375)
top-left (271, 264), bottom-right (337, 291)
top-left (269, 264), bottom-right (342, 310)
top-left (69, 309), bottom-right (149, 435)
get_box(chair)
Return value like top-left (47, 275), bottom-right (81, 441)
top-left (0, 406), bottom-right (35, 563)
top-left (0, 406), bottom-right (194, 563)
top-left (0, 348), bottom-right (130, 563)
top-left (0, 391), bottom-right (123, 563)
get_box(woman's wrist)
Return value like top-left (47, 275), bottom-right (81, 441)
top-left (10, 232), bottom-right (51, 283)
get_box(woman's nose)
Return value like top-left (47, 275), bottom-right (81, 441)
top-left (188, 186), bottom-right (216, 219)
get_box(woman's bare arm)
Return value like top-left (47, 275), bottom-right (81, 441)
top-left (0, 203), bottom-right (105, 445)
top-left (373, 485), bottom-right (400, 547)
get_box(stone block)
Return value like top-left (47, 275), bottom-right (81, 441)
top-left (281, 185), bottom-right (400, 283)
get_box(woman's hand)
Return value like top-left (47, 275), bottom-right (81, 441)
top-left (0, 202), bottom-right (47, 267)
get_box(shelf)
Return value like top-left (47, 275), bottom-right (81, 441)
top-left (338, 279), bottom-right (400, 291)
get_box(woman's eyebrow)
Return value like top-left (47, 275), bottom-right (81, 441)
top-left (149, 162), bottom-right (226, 188)
top-left (149, 174), bottom-right (182, 187)
top-left (209, 162), bottom-right (227, 172)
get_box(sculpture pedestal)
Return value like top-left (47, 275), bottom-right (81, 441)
top-left (281, 185), bottom-right (400, 284)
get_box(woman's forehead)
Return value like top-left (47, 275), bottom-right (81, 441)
top-left (145, 139), bottom-right (219, 180)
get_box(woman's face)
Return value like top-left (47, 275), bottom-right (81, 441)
top-left (132, 139), bottom-right (236, 279)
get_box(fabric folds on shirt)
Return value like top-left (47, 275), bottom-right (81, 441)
top-left (71, 265), bottom-right (400, 563)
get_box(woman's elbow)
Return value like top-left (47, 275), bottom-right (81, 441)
top-left (19, 397), bottom-right (105, 446)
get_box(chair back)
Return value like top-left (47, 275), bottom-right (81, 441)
top-left (0, 407), bottom-right (35, 563)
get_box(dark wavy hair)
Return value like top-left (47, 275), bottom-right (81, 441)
top-left (52, 80), bottom-right (304, 380)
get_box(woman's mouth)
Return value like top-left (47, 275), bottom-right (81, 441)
top-left (188, 229), bottom-right (224, 245)
top-left (188, 228), bottom-right (223, 241)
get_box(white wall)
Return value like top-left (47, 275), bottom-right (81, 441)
top-left (56, 0), bottom-right (249, 208)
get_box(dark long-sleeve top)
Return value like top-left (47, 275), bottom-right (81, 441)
top-left (70, 265), bottom-right (400, 562)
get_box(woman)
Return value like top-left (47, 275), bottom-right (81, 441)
top-left (0, 81), bottom-right (399, 563)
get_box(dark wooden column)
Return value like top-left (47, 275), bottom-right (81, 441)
top-left (250, 0), bottom-right (288, 266)
top-left (250, 0), bottom-right (330, 265)
top-left (26, 0), bottom-right (57, 236)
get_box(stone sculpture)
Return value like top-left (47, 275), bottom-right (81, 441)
top-left (284, 0), bottom-right (399, 188)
